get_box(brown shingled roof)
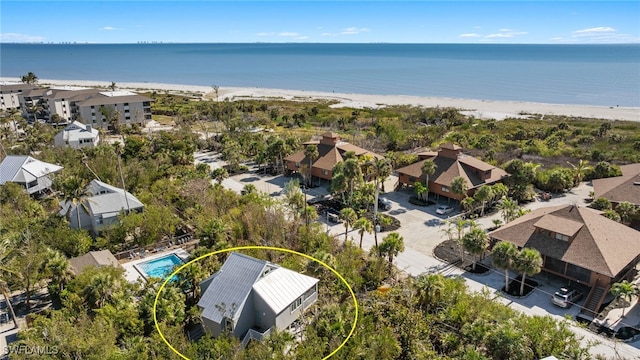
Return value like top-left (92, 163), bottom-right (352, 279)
top-left (0, 83), bottom-right (39, 92)
top-left (396, 148), bottom-right (508, 189)
top-left (284, 137), bottom-right (382, 174)
top-left (69, 250), bottom-right (121, 275)
top-left (592, 163), bottom-right (640, 206)
top-left (489, 204), bottom-right (640, 278)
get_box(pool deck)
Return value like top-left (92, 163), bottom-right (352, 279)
top-left (122, 248), bottom-right (190, 283)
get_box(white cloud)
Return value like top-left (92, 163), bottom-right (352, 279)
top-left (570, 26), bottom-right (639, 43)
top-left (486, 33), bottom-right (513, 38)
top-left (459, 33), bottom-right (481, 38)
top-left (341, 27), bottom-right (370, 35)
top-left (103, 26), bottom-right (116, 31)
top-left (278, 32), bottom-right (300, 37)
top-left (321, 32), bottom-right (338, 37)
top-left (550, 37), bottom-right (565, 42)
top-left (256, 32), bottom-right (276, 36)
top-left (499, 28), bottom-right (513, 32)
top-left (0, 33), bottom-right (45, 42)
top-left (572, 27), bottom-right (616, 35)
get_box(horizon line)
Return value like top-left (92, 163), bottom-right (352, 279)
top-left (2, 41), bottom-right (640, 45)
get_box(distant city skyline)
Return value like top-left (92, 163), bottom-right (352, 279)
top-left (2, 1), bottom-right (639, 44)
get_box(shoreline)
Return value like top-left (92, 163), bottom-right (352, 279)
top-left (2, 77), bottom-right (639, 122)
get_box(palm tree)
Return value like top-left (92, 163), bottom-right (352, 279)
top-left (615, 201), bottom-right (637, 224)
top-left (414, 182), bottom-right (427, 202)
top-left (461, 197), bottom-right (476, 213)
top-left (491, 183), bottom-right (509, 202)
top-left (353, 217), bottom-right (373, 249)
top-left (492, 241), bottom-right (518, 293)
top-left (340, 207), bottom-right (358, 242)
top-left (210, 167), bottom-right (228, 185)
top-left (0, 239), bottom-right (19, 328)
top-left (567, 159), bottom-right (591, 187)
top-left (610, 280), bottom-right (640, 317)
top-left (453, 218), bottom-right (468, 261)
top-left (304, 144), bottom-right (318, 186)
top-left (109, 82), bottom-right (117, 91)
top-left (45, 249), bottom-right (73, 293)
top-left (20, 72), bottom-right (38, 85)
top-left (450, 176), bottom-right (469, 204)
top-left (413, 274), bottom-right (445, 312)
top-left (498, 197), bottom-right (519, 224)
top-left (474, 185), bottom-right (494, 217)
top-left (363, 157), bottom-right (392, 222)
top-left (59, 176), bottom-right (91, 229)
top-left (462, 227), bottom-right (489, 271)
top-left (513, 248), bottom-right (543, 296)
top-left (420, 159), bottom-right (436, 202)
top-left (342, 157), bottom-right (361, 206)
top-left (380, 232), bottom-right (404, 270)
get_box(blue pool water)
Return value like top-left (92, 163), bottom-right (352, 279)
top-left (137, 253), bottom-right (183, 280)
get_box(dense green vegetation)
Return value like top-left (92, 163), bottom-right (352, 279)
top-left (2, 91), bottom-right (636, 359)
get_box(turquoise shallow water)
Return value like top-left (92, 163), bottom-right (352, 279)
top-left (138, 253), bottom-right (183, 280)
top-left (1, 43), bottom-right (638, 106)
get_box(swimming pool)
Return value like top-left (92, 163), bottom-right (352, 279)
top-left (136, 253), bottom-right (184, 280)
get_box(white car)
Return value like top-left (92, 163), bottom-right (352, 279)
top-left (435, 205), bottom-right (454, 215)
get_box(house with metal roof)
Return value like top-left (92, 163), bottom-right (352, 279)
top-left (396, 143), bottom-right (509, 202)
top-left (592, 163), bottom-right (640, 207)
top-left (60, 179), bottom-right (144, 234)
top-left (54, 121), bottom-right (100, 148)
top-left (0, 155), bottom-right (63, 194)
top-left (197, 252), bottom-right (319, 345)
top-left (488, 204), bottom-right (640, 318)
top-left (284, 132), bottom-right (382, 182)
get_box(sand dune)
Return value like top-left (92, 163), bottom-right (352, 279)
top-left (3, 77), bottom-right (638, 121)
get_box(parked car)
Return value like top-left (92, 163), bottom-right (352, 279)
top-left (435, 205), bottom-right (454, 215)
top-left (552, 287), bottom-right (583, 308)
top-left (326, 209), bottom-right (341, 223)
top-left (378, 197), bottom-right (392, 211)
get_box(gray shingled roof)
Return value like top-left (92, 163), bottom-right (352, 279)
top-left (198, 253), bottom-right (269, 323)
top-left (69, 250), bottom-right (121, 275)
top-left (85, 180), bottom-right (144, 217)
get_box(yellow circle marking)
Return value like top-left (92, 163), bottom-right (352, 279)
top-left (153, 245), bottom-right (359, 359)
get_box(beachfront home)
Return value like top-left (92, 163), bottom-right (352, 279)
top-left (54, 121), bottom-right (100, 148)
top-left (0, 83), bottom-right (39, 111)
top-left (396, 143), bottom-right (509, 202)
top-left (18, 87), bottom-right (50, 122)
top-left (488, 204), bottom-right (640, 317)
top-left (0, 155), bottom-right (63, 195)
top-left (198, 252), bottom-right (319, 345)
top-left (60, 179), bottom-right (144, 234)
top-left (42, 87), bottom-right (102, 122)
top-left (592, 163), bottom-right (640, 207)
top-left (69, 250), bottom-right (122, 275)
top-left (284, 132), bottom-right (382, 182)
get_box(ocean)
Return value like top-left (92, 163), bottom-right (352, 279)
top-left (1, 43), bottom-right (639, 107)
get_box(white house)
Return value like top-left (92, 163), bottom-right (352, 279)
top-left (60, 180), bottom-right (144, 234)
top-left (198, 252), bottom-right (319, 346)
top-left (54, 121), bottom-right (100, 148)
top-left (0, 155), bottom-right (63, 194)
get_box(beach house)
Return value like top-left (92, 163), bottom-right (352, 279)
top-left (396, 143), bottom-right (509, 202)
top-left (68, 250), bottom-right (122, 275)
top-left (198, 252), bottom-right (319, 346)
top-left (592, 163), bottom-right (640, 208)
top-left (60, 179), bottom-right (144, 234)
top-left (284, 132), bottom-right (382, 182)
top-left (0, 155), bottom-right (63, 195)
top-left (488, 204), bottom-right (640, 318)
top-left (54, 121), bottom-right (100, 148)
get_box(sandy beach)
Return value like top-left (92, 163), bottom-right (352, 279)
top-left (2, 77), bottom-right (638, 122)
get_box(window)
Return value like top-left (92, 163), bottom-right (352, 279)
top-left (555, 233), bottom-right (569, 241)
top-left (409, 176), bottom-right (417, 182)
top-left (295, 162), bottom-right (300, 168)
top-left (124, 103), bottom-right (129, 106)
top-left (442, 186), bottom-right (450, 192)
top-left (323, 169), bottom-right (329, 175)
top-left (290, 297), bottom-right (303, 312)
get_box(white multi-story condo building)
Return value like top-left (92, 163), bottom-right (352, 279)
top-left (0, 83), bottom-right (39, 112)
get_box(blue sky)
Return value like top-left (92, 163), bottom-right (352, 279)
top-left (1, 1), bottom-right (639, 44)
